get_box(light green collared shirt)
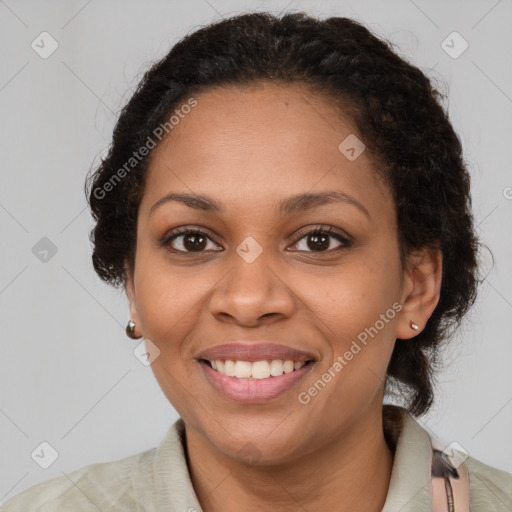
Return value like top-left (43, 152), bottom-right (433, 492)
top-left (2, 405), bottom-right (511, 511)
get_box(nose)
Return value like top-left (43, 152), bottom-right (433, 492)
top-left (208, 245), bottom-right (296, 327)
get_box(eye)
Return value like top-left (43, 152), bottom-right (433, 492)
top-left (289, 225), bottom-right (352, 253)
top-left (162, 227), bottom-right (222, 253)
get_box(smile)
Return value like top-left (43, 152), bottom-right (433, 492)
top-left (198, 358), bottom-right (316, 403)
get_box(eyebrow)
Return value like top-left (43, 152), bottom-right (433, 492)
top-left (149, 190), bottom-right (370, 219)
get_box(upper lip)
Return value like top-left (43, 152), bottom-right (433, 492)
top-left (197, 342), bottom-right (318, 362)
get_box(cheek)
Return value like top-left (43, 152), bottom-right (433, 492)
top-left (304, 249), bottom-right (402, 341)
top-left (298, 246), bottom-right (402, 401)
top-left (296, 269), bottom-right (400, 427)
top-left (132, 244), bottom-right (202, 351)
top-left (135, 276), bottom-right (201, 349)
top-left (132, 253), bottom-right (205, 417)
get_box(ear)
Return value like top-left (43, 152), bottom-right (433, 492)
top-left (124, 260), bottom-right (142, 338)
top-left (395, 245), bottom-right (443, 340)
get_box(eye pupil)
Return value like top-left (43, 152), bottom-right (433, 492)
top-left (308, 234), bottom-right (329, 251)
top-left (184, 233), bottom-right (207, 251)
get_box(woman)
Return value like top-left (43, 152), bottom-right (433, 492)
top-left (4, 11), bottom-right (511, 512)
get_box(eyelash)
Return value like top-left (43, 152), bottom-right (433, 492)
top-left (160, 225), bottom-right (352, 255)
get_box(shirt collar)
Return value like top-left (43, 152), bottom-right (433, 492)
top-left (382, 404), bottom-right (433, 511)
top-left (147, 404), bottom-right (433, 511)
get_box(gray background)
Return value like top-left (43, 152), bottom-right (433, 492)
top-left (1, 0), bottom-right (511, 503)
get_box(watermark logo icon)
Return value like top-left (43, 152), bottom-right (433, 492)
top-left (442, 441), bottom-right (469, 469)
top-left (441, 32), bottom-right (468, 59)
top-left (31, 32), bottom-right (59, 59)
top-left (133, 338), bottom-right (161, 366)
top-left (338, 134), bottom-right (366, 161)
top-left (236, 236), bottom-right (263, 263)
top-left (237, 442), bottom-right (263, 466)
top-left (31, 441), bottom-right (59, 469)
top-left (32, 237), bottom-right (58, 263)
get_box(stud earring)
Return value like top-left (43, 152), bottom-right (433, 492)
top-left (410, 321), bottom-right (419, 331)
top-left (126, 320), bottom-right (141, 340)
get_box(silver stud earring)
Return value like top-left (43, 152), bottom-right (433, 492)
top-left (410, 321), bottom-right (419, 331)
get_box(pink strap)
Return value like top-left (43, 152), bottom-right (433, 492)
top-left (430, 435), bottom-right (470, 512)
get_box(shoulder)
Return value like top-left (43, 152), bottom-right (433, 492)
top-left (466, 454), bottom-right (512, 510)
top-left (1, 446), bottom-right (157, 511)
top-left (384, 405), bottom-right (512, 511)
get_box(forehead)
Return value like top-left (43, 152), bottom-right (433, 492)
top-left (139, 82), bottom-right (391, 221)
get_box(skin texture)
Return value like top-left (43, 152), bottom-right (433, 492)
top-left (125, 82), bottom-right (443, 512)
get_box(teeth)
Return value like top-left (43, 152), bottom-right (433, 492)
top-left (283, 360), bottom-right (294, 373)
top-left (234, 361), bottom-right (252, 378)
top-left (252, 361), bottom-right (270, 379)
top-left (209, 359), bottom-right (308, 379)
top-left (224, 360), bottom-right (236, 377)
top-left (270, 360), bottom-right (283, 376)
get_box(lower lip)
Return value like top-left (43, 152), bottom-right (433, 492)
top-left (199, 360), bottom-right (315, 404)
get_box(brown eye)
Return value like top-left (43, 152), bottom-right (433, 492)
top-left (290, 226), bottom-right (352, 253)
top-left (164, 229), bottom-right (222, 253)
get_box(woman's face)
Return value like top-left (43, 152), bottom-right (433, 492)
top-left (126, 82), bottom-right (434, 464)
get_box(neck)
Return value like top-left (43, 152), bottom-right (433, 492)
top-left (184, 403), bottom-right (395, 512)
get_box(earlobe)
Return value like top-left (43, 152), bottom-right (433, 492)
top-left (396, 246), bottom-right (443, 340)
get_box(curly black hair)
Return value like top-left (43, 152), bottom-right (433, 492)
top-left (85, 11), bottom-right (481, 417)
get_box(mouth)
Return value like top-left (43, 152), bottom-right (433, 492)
top-left (198, 357), bottom-right (317, 403)
top-left (196, 342), bottom-right (319, 403)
